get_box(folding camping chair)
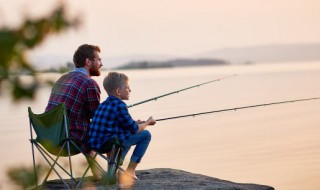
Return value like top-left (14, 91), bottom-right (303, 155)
top-left (28, 103), bottom-right (123, 189)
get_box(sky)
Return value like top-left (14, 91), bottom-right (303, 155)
top-left (1, 0), bottom-right (320, 65)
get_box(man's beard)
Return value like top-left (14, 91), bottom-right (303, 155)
top-left (89, 66), bottom-right (101, 76)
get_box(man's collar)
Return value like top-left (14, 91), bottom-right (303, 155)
top-left (73, 67), bottom-right (88, 75)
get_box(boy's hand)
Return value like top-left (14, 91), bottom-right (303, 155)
top-left (136, 119), bottom-right (145, 124)
top-left (147, 116), bottom-right (156, 125)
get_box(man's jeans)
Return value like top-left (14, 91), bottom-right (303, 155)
top-left (120, 130), bottom-right (151, 163)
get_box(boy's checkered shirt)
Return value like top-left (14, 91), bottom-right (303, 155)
top-left (89, 95), bottom-right (139, 150)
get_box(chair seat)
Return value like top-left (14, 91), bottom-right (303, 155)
top-left (93, 136), bottom-right (121, 154)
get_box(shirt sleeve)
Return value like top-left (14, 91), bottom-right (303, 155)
top-left (117, 102), bottom-right (139, 134)
top-left (85, 79), bottom-right (101, 118)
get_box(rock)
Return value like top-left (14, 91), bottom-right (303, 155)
top-left (41, 168), bottom-right (274, 190)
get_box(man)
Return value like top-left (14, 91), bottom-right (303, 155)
top-left (46, 44), bottom-right (103, 177)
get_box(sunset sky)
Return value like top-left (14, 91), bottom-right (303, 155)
top-left (1, 0), bottom-right (320, 59)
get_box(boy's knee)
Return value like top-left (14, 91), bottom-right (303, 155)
top-left (143, 130), bottom-right (152, 141)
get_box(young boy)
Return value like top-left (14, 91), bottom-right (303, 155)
top-left (88, 72), bottom-right (156, 185)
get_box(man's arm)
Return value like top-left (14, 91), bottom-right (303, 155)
top-left (86, 80), bottom-right (101, 117)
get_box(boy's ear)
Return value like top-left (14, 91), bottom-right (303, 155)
top-left (115, 88), bottom-right (121, 96)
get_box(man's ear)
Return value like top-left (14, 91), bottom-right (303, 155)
top-left (85, 58), bottom-right (91, 67)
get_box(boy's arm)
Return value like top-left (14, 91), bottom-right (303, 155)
top-left (136, 116), bottom-right (156, 134)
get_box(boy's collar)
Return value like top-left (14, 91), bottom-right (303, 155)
top-left (109, 95), bottom-right (119, 99)
top-left (108, 95), bottom-right (125, 102)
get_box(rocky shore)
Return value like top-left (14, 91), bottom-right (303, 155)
top-left (42, 168), bottom-right (275, 190)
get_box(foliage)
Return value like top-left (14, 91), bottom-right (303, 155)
top-left (6, 164), bottom-right (48, 190)
top-left (2, 3), bottom-right (79, 188)
top-left (43, 62), bottom-right (75, 73)
top-left (0, 4), bottom-right (80, 100)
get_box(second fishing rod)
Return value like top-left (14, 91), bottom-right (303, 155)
top-left (126, 74), bottom-right (236, 108)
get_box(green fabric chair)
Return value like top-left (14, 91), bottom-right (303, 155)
top-left (28, 103), bottom-right (123, 189)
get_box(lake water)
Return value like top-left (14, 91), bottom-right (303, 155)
top-left (1, 61), bottom-right (320, 190)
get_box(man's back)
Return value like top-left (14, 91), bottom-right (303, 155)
top-left (46, 69), bottom-right (100, 147)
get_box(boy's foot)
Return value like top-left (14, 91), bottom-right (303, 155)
top-left (133, 174), bottom-right (139, 181)
top-left (118, 171), bottom-right (135, 189)
top-left (118, 183), bottom-right (134, 190)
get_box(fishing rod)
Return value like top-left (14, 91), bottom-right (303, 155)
top-left (156, 97), bottom-right (320, 122)
top-left (127, 74), bottom-right (237, 108)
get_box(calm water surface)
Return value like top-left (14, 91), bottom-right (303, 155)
top-left (1, 62), bottom-right (320, 190)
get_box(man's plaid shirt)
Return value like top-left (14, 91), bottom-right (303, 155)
top-left (46, 68), bottom-right (100, 152)
top-left (88, 95), bottom-right (138, 150)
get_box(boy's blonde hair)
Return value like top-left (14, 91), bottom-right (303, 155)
top-left (103, 72), bottom-right (129, 95)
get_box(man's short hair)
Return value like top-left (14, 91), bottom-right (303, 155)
top-left (103, 72), bottom-right (128, 95)
top-left (73, 44), bottom-right (101, 68)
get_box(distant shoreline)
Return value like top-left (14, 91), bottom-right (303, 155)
top-left (115, 58), bottom-right (229, 70)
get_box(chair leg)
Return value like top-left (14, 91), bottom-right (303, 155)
top-left (97, 150), bottom-right (137, 184)
top-left (37, 144), bottom-right (77, 182)
top-left (34, 143), bottom-right (72, 189)
top-left (75, 162), bottom-right (91, 189)
top-left (102, 145), bottom-right (121, 185)
top-left (66, 140), bottom-right (74, 180)
top-left (75, 154), bottom-right (103, 189)
top-left (68, 140), bottom-right (107, 189)
top-left (30, 141), bottom-right (38, 189)
top-left (110, 147), bottom-right (121, 175)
